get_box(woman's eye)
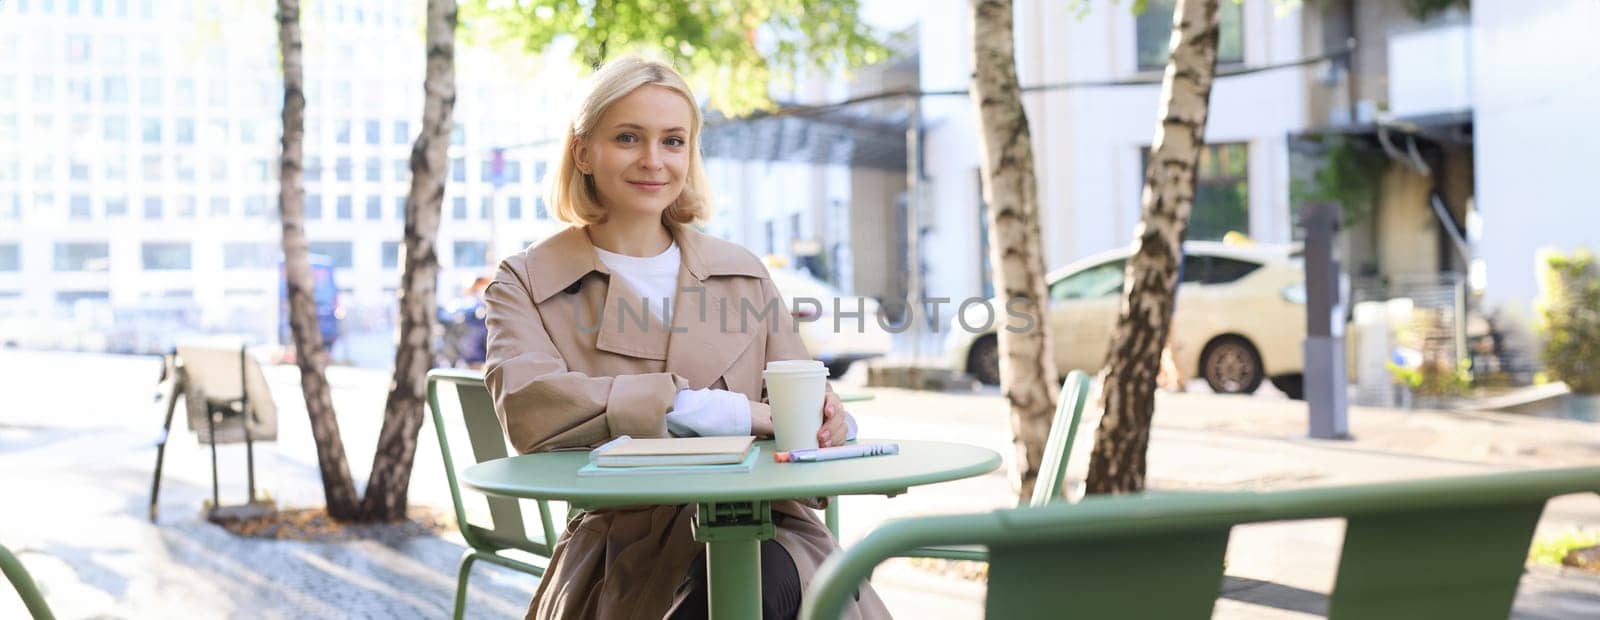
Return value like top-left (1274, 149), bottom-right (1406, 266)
top-left (664, 136), bottom-right (686, 147)
top-left (616, 133), bottom-right (637, 144)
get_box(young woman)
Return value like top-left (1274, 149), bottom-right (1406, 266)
top-left (483, 56), bottom-right (891, 619)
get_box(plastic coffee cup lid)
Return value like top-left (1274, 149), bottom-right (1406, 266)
top-left (764, 360), bottom-right (826, 374)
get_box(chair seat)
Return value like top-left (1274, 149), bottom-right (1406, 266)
top-left (895, 544), bottom-right (987, 562)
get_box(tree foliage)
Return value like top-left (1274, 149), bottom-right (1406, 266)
top-left (461, 0), bottom-right (890, 116)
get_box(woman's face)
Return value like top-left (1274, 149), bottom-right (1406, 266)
top-left (574, 85), bottom-right (694, 222)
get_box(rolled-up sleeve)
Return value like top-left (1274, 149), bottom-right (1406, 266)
top-left (483, 262), bottom-right (687, 454)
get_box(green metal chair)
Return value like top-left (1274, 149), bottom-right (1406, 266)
top-left (427, 369), bottom-right (560, 620)
top-left (1, 543), bottom-right (54, 620)
top-left (890, 370), bottom-right (1092, 562)
top-left (803, 465), bottom-right (1600, 620)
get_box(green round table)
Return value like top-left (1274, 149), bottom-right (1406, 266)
top-left (461, 438), bottom-right (999, 619)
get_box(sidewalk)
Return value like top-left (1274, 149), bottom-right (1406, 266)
top-left (2, 349), bottom-right (1597, 618)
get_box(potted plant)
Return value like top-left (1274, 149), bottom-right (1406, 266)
top-left (1535, 249), bottom-right (1600, 419)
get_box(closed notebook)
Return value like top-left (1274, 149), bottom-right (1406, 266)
top-left (579, 445), bottom-right (761, 477)
top-left (591, 435), bottom-right (756, 467)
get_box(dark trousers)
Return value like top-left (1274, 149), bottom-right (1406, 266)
top-left (670, 538), bottom-right (802, 620)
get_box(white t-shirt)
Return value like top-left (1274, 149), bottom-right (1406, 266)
top-left (593, 241), bottom-right (680, 323)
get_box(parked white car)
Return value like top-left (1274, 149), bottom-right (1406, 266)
top-left (766, 268), bottom-right (893, 378)
top-left (945, 241), bottom-right (1312, 398)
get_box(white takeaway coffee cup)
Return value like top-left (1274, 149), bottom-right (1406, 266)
top-left (763, 360), bottom-right (828, 453)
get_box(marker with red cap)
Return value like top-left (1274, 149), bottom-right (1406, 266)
top-left (774, 443), bottom-right (899, 463)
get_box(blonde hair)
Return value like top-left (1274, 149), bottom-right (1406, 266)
top-left (549, 55), bottom-right (712, 227)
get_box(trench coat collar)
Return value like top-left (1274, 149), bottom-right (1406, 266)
top-left (526, 224), bottom-right (764, 304)
top-left (525, 224), bottom-right (769, 387)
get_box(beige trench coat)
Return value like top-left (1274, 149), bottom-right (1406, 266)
top-left (484, 224), bottom-right (891, 619)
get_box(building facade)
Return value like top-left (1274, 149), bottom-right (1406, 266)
top-left (0, 0), bottom-right (576, 360)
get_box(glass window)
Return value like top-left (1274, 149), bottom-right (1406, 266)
top-left (393, 197), bottom-right (406, 221)
top-left (174, 118), bottom-right (194, 144)
top-left (365, 196), bottom-right (381, 219)
top-left (534, 160), bottom-right (547, 183)
top-left (139, 77), bottom-right (160, 105)
top-left (450, 122), bottom-right (464, 146)
top-left (67, 34), bottom-right (91, 63)
top-left (392, 120), bottom-right (409, 144)
top-left (307, 241), bottom-right (353, 268)
top-left (69, 194), bottom-right (92, 219)
top-left (506, 161), bottom-right (522, 183)
top-left (140, 118), bottom-right (160, 143)
top-left (480, 197), bottom-right (491, 219)
top-left (141, 242), bottom-right (190, 270)
top-left (364, 119), bottom-right (380, 145)
top-left (174, 78), bottom-right (194, 106)
top-left (393, 159), bottom-right (408, 183)
top-left (206, 118), bottom-right (229, 145)
top-left (33, 157), bottom-right (54, 182)
top-left (381, 241), bottom-right (401, 269)
top-left (244, 195), bottom-right (268, 218)
top-left (223, 242), bottom-right (278, 269)
top-left (335, 119), bottom-right (351, 144)
top-left (305, 156), bottom-right (322, 182)
top-left (336, 195), bottom-right (352, 220)
top-left (176, 195), bottom-right (196, 218)
top-left (335, 157), bottom-right (352, 181)
top-left (142, 196), bottom-right (163, 219)
top-left (365, 157), bottom-right (381, 182)
top-left (33, 75), bottom-right (54, 102)
top-left (1136, 0), bottom-right (1243, 71)
top-left (209, 157), bottom-right (227, 182)
top-left (54, 242), bottom-right (110, 271)
top-left (208, 79), bottom-right (227, 106)
top-left (208, 196), bottom-right (229, 217)
top-left (240, 120), bottom-right (257, 144)
top-left (141, 154), bottom-right (161, 181)
top-left (105, 197), bottom-right (128, 217)
top-left (104, 116), bottom-right (127, 141)
top-left (138, 35), bottom-right (159, 65)
top-left (1140, 143), bottom-right (1249, 242)
top-left (507, 197), bottom-right (522, 220)
top-left (0, 244), bottom-right (18, 271)
top-left (451, 196), bottom-right (467, 220)
top-left (451, 157), bottom-right (464, 183)
top-left (174, 155), bottom-right (195, 182)
top-left (1203, 256), bottom-right (1262, 285)
top-left (305, 193), bottom-right (323, 219)
top-left (69, 159), bottom-right (89, 181)
top-left (453, 241), bottom-right (487, 268)
top-left (103, 77), bottom-right (128, 103)
top-left (1049, 260), bottom-right (1127, 300)
top-left (535, 196), bottom-right (548, 220)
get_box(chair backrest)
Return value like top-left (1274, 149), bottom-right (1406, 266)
top-left (1028, 370), bottom-right (1091, 508)
top-left (1, 543), bottom-right (54, 620)
top-left (175, 339), bottom-right (278, 439)
top-left (427, 369), bottom-right (557, 556)
top-left (801, 466), bottom-right (1600, 620)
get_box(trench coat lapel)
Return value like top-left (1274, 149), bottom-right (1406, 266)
top-left (664, 226), bottom-right (763, 390)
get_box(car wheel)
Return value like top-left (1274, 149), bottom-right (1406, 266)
top-left (826, 360), bottom-right (852, 379)
top-left (1200, 335), bottom-right (1264, 395)
top-left (1270, 374), bottom-right (1305, 400)
top-left (967, 335), bottom-right (1001, 386)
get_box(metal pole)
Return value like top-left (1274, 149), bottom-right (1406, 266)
top-left (240, 346), bottom-right (256, 504)
top-left (1304, 202), bottom-right (1350, 439)
top-left (905, 96), bottom-right (923, 386)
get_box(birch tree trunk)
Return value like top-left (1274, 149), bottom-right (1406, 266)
top-left (1086, 0), bottom-right (1221, 494)
top-left (360, 0), bottom-right (456, 520)
top-left (970, 0), bottom-right (1060, 502)
top-left (275, 0), bottom-right (360, 518)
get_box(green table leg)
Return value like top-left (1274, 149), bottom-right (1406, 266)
top-left (694, 501), bottom-right (775, 620)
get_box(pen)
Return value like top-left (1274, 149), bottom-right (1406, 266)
top-left (774, 443), bottom-right (899, 463)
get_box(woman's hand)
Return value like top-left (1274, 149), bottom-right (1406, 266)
top-left (817, 392), bottom-right (848, 447)
top-left (749, 401), bottom-right (775, 438)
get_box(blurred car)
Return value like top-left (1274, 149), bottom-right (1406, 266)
top-left (766, 267), bottom-right (893, 378)
top-left (945, 241), bottom-right (1312, 398)
top-left (277, 253), bottom-right (342, 351)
